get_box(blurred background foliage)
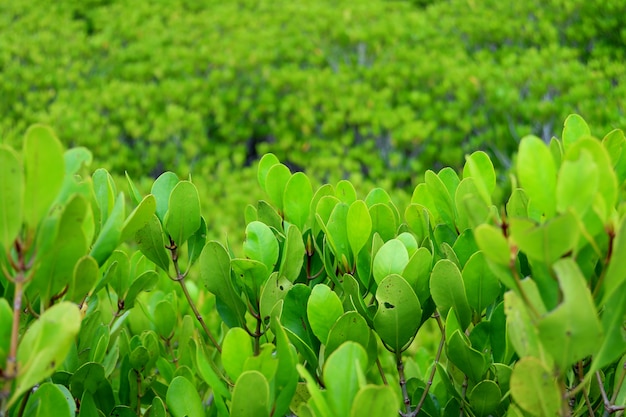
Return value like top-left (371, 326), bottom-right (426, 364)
top-left (1, 0), bottom-right (625, 239)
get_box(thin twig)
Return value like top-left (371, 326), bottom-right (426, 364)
top-left (168, 238), bottom-right (221, 353)
top-left (413, 320), bottom-right (446, 417)
top-left (376, 358), bottom-right (388, 386)
top-left (397, 351), bottom-right (412, 416)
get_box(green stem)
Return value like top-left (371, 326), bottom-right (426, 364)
top-left (397, 351), bottom-right (411, 416)
top-left (413, 314), bottom-right (445, 417)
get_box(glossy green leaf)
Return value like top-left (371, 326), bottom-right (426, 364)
top-left (307, 284), bottom-right (344, 345)
top-left (369, 203), bottom-right (397, 242)
top-left (556, 150), bottom-right (598, 215)
top-left (200, 241), bottom-right (246, 325)
top-left (222, 327), bottom-right (254, 381)
top-left (373, 239), bottom-right (410, 285)
top-left (425, 170), bottom-right (455, 228)
top-left (284, 172), bottom-right (313, 231)
top-left (430, 259), bottom-right (472, 330)
top-left (517, 135), bottom-right (557, 219)
top-left (135, 214), bottom-right (170, 271)
top-left (324, 342), bottom-right (368, 417)
top-left (231, 258), bottom-right (269, 311)
top-left (69, 362), bottom-right (115, 415)
top-left (455, 178), bottom-right (491, 230)
top-left (149, 397), bottom-right (167, 417)
top-left (271, 316), bottom-right (299, 417)
top-left (350, 385), bottom-right (398, 417)
top-left (326, 202), bottom-right (352, 266)
top-left (151, 172), bottom-right (179, 223)
top-left (23, 125), bottom-right (65, 228)
top-left (67, 255), bottom-right (99, 303)
top-left (336, 180), bottom-right (357, 204)
top-left (231, 371), bottom-right (270, 417)
top-left (259, 273), bottom-right (292, 320)
top-left (404, 204), bottom-right (430, 243)
top-left (537, 259), bottom-right (602, 372)
top-left (266, 163), bottom-right (291, 211)
top-left (373, 274), bottom-right (421, 351)
top-left (11, 302), bottom-right (82, 407)
top-left (396, 232), bottom-right (418, 257)
top-left (474, 224), bottom-right (510, 266)
top-left (468, 380), bottom-right (501, 417)
top-left (244, 220), bottom-right (279, 273)
top-left (325, 312), bottom-right (370, 359)
top-left (187, 216), bottom-right (207, 266)
top-left (347, 200), bottom-right (372, 259)
top-left (447, 330), bottom-right (488, 381)
top-left (463, 151), bottom-right (496, 205)
top-left (510, 357), bottom-right (561, 417)
top-left (281, 284), bottom-right (319, 367)
top-left (164, 181), bottom-right (201, 246)
top-left (124, 270), bottom-right (158, 309)
top-left (0, 146), bottom-right (23, 252)
top-left (25, 382), bottom-right (72, 417)
top-left (402, 246), bottom-right (432, 305)
top-left (462, 252), bottom-right (501, 314)
top-left (120, 194), bottom-right (156, 243)
top-left (509, 213), bottom-right (578, 265)
top-left (279, 224), bottom-right (305, 282)
top-left (257, 153), bottom-right (280, 192)
top-left (124, 171), bottom-right (143, 206)
top-left (562, 113), bottom-right (591, 150)
top-left (166, 376), bottom-right (204, 417)
top-left (90, 192), bottom-right (125, 266)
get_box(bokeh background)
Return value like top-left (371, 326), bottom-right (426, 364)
top-left (2, 0), bottom-right (625, 239)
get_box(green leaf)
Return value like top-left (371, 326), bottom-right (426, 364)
top-left (271, 317), bottom-right (299, 417)
top-left (507, 188), bottom-right (529, 219)
top-left (200, 241), bottom-right (246, 325)
top-left (509, 213), bottom-right (578, 265)
top-left (124, 171), bottom-right (143, 206)
top-left (298, 364), bottom-right (332, 417)
top-left (120, 194), bottom-right (156, 242)
top-left (222, 327), bottom-right (254, 381)
top-left (373, 239), bottom-right (410, 285)
top-left (510, 357), bottom-right (561, 417)
top-left (336, 180), bottom-right (357, 204)
top-left (266, 163), bottom-right (291, 212)
top-left (166, 376), bottom-right (204, 417)
top-left (64, 147), bottom-right (92, 175)
top-left (463, 151), bottom-right (496, 205)
top-left (11, 302), bottom-right (82, 408)
top-left (231, 258), bottom-right (269, 311)
top-left (462, 252), bottom-right (501, 314)
top-left (455, 178), bottom-right (491, 230)
top-left (279, 224), bottom-right (305, 282)
top-left (447, 330), bottom-right (488, 382)
top-left (231, 371), bottom-right (270, 417)
top-left (151, 172), bottom-right (179, 223)
top-left (430, 259), bottom-right (472, 330)
top-left (425, 170), bottom-right (455, 228)
top-left (350, 385), bottom-right (398, 417)
top-left (556, 150), bottom-right (598, 216)
top-left (23, 125), bottom-right (65, 228)
top-left (26, 382), bottom-right (72, 417)
top-left (562, 113), bottom-right (591, 150)
top-left (326, 202), bottom-right (352, 267)
top-left (538, 259), bottom-right (603, 372)
top-left (90, 192), bottom-right (125, 266)
top-left (281, 284), bottom-right (319, 367)
top-left (257, 153), bottom-right (280, 193)
top-left (0, 146), bottom-right (23, 252)
top-left (373, 274), bottom-right (421, 351)
top-left (369, 203), bottom-right (397, 242)
top-left (0, 299), bottom-right (12, 366)
top-left (307, 284), bottom-right (344, 345)
top-left (404, 204), bottom-right (430, 243)
top-left (135, 214), bottom-right (170, 271)
top-left (517, 135), bottom-right (557, 219)
top-left (347, 200), bottom-right (372, 259)
top-left (244, 221), bottom-right (279, 273)
top-left (92, 168), bottom-right (116, 228)
top-left (504, 290), bottom-right (547, 362)
top-left (473, 224), bottom-right (510, 266)
top-left (402, 246), bottom-right (432, 306)
top-left (164, 181), bottom-right (201, 246)
top-left (468, 380), bottom-right (502, 417)
top-left (284, 172), bottom-right (313, 231)
top-left (153, 300), bottom-right (177, 339)
top-left (325, 312), bottom-right (370, 359)
top-left (324, 342), bottom-right (368, 417)
top-left (187, 216), bottom-right (207, 267)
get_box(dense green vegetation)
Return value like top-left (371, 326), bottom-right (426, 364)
top-left (1, 116), bottom-right (626, 417)
top-left (1, 0), bottom-right (625, 236)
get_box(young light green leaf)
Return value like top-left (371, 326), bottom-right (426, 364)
top-left (90, 192), bottom-right (125, 266)
top-left (562, 113), bottom-right (591, 150)
top-left (124, 171), bottom-right (143, 206)
top-left (324, 342), bottom-right (368, 417)
top-left (463, 151), bottom-right (496, 205)
top-left (23, 125), bottom-right (65, 228)
top-left (0, 146), bottom-right (23, 252)
top-left (336, 180), bottom-right (357, 204)
top-left (517, 135), bottom-right (557, 219)
top-left (325, 312), bottom-right (370, 359)
top-left (11, 302), bottom-right (82, 408)
top-left (284, 172), bottom-right (313, 231)
top-left (166, 376), bottom-right (204, 417)
top-left (369, 203), bottom-right (397, 242)
top-left (556, 150), bottom-right (598, 216)
top-left (25, 383), bottom-right (72, 417)
top-left (373, 239), bottom-right (410, 285)
top-left (244, 221), bottom-right (279, 273)
top-left (231, 371), bottom-right (270, 417)
top-left (266, 163), bottom-right (291, 212)
top-left (121, 194), bottom-right (156, 242)
top-left (509, 213), bottom-right (578, 265)
top-left (347, 200), bottom-right (372, 259)
top-left (257, 153), bottom-right (280, 193)
top-left (602, 216), bottom-right (626, 305)
top-left (350, 385), bottom-right (398, 417)
top-left (307, 284), bottom-right (344, 345)
top-left (510, 357), bottom-right (561, 417)
top-left (279, 224), bottom-right (305, 282)
top-left (222, 327), bottom-right (254, 381)
top-left (590, 281), bottom-right (626, 374)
